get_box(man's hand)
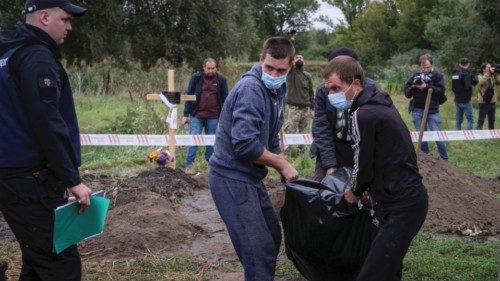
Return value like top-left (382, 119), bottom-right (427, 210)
top-left (344, 188), bottom-right (359, 204)
top-left (280, 162), bottom-right (299, 182)
top-left (181, 117), bottom-right (188, 125)
top-left (360, 191), bottom-right (370, 205)
top-left (416, 82), bottom-right (427, 91)
top-left (309, 109), bottom-right (314, 118)
top-left (69, 183), bottom-right (92, 213)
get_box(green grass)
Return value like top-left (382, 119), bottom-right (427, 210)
top-left (404, 234), bottom-right (500, 281)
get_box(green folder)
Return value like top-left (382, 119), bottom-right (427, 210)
top-left (53, 193), bottom-right (110, 254)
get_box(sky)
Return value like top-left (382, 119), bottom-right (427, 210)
top-left (311, 1), bottom-right (345, 30)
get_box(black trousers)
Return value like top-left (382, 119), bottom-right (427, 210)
top-left (477, 102), bottom-right (496, 129)
top-left (356, 191), bottom-right (428, 281)
top-left (0, 174), bottom-right (81, 281)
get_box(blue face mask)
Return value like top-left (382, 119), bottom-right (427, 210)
top-left (328, 91), bottom-right (352, 110)
top-left (261, 71), bottom-right (287, 90)
top-left (327, 81), bottom-right (354, 110)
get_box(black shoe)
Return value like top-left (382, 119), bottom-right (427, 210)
top-left (0, 260), bottom-right (7, 281)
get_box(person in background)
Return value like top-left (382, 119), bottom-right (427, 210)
top-left (0, 0), bottom-right (92, 280)
top-left (310, 47), bottom-right (376, 181)
top-left (181, 58), bottom-right (228, 172)
top-left (476, 62), bottom-right (500, 129)
top-left (404, 54), bottom-right (448, 161)
top-left (284, 54), bottom-right (314, 137)
top-left (209, 37), bottom-right (299, 281)
top-left (324, 56), bottom-right (428, 281)
top-left (451, 58), bottom-right (478, 130)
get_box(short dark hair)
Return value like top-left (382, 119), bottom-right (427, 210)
top-left (328, 47), bottom-right (358, 61)
top-left (323, 55), bottom-right (364, 84)
top-left (481, 61), bottom-right (490, 70)
top-left (459, 57), bottom-right (469, 66)
top-left (261, 36), bottom-right (295, 66)
top-left (419, 54), bottom-right (433, 65)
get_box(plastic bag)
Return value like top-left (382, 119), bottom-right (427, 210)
top-left (280, 170), bottom-right (377, 281)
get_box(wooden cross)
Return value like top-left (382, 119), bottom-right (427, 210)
top-left (146, 69), bottom-right (196, 168)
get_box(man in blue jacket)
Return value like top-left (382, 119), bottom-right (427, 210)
top-left (181, 58), bottom-right (228, 171)
top-left (209, 37), bottom-right (299, 281)
top-left (0, 1), bottom-right (92, 280)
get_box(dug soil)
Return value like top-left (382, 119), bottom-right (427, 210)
top-left (0, 153), bottom-right (499, 279)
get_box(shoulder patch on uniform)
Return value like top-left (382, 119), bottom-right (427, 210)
top-left (38, 76), bottom-right (56, 88)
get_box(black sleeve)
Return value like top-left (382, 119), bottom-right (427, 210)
top-left (349, 108), bottom-right (376, 196)
top-left (428, 72), bottom-right (445, 99)
top-left (311, 85), bottom-right (337, 168)
top-left (404, 75), bottom-right (416, 98)
top-left (183, 74), bottom-right (196, 117)
top-left (14, 46), bottom-right (81, 187)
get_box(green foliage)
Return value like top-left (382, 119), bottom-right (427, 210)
top-left (123, 0), bottom-right (256, 69)
top-left (63, 0), bottom-right (127, 66)
top-left (404, 234), bottom-right (500, 281)
top-left (424, 0), bottom-right (500, 70)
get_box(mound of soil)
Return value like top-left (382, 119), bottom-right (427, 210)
top-left (417, 154), bottom-right (499, 234)
top-left (0, 155), bottom-right (499, 265)
top-left (78, 168), bottom-right (205, 261)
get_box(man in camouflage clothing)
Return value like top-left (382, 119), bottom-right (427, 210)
top-left (284, 54), bottom-right (314, 136)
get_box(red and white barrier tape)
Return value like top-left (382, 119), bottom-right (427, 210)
top-left (80, 130), bottom-right (500, 146)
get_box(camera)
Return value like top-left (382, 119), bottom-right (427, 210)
top-left (494, 64), bottom-right (500, 74)
top-left (412, 73), bottom-right (431, 86)
top-left (413, 77), bottom-right (424, 86)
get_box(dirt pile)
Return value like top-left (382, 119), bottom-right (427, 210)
top-left (78, 168), bottom-right (205, 261)
top-left (0, 155), bottom-right (498, 264)
top-left (417, 154), bottom-right (499, 235)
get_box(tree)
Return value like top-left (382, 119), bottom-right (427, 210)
top-left (124, 0), bottom-right (256, 68)
top-left (424, 0), bottom-right (500, 69)
top-left (0, 0), bottom-right (24, 29)
top-left (324, 0), bottom-right (370, 27)
top-left (63, 0), bottom-right (127, 65)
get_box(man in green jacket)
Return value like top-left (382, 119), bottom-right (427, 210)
top-left (284, 54), bottom-right (314, 135)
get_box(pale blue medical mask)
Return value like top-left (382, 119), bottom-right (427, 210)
top-left (327, 83), bottom-right (353, 110)
top-left (261, 71), bottom-right (287, 90)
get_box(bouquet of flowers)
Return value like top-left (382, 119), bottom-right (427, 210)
top-left (147, 147), bottom-right (172, 166)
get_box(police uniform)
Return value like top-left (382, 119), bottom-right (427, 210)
top-left (0, 22), bottom-right (82, 280)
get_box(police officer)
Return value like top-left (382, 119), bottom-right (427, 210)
top-left (451, 58), bottom-right (478, 130)
top-left (0, 1), bottom-right (91, 280)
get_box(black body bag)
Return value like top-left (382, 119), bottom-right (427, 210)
top-left (280, 168), bottom-right (377, 281)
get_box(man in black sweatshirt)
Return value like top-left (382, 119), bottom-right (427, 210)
top-left (323, 56), bottom-right (428, 281)
top-left (451, 58), bottom-right (478, 130)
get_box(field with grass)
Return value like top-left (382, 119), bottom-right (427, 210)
top-left (1, 64), bottom-right (499, 280)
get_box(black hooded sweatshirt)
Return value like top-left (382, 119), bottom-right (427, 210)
top-left (348, 86), bottom-right (426, 208)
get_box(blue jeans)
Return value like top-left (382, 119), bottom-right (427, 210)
top-left (454, 101), bottom-right (474, 130)
top-left (411, 109), bottom-right (448, 160)
top-left (209, 171), bottom-right (281, 281)
top-left (184, 117), bottom-right (218, 167)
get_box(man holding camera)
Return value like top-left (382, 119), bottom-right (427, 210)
top-left (404, 54), bottom-right (448, 161)
top-left (451, 58), bottom-right (478, 130)
top-left (476, 62), bottom-right (500, 129)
